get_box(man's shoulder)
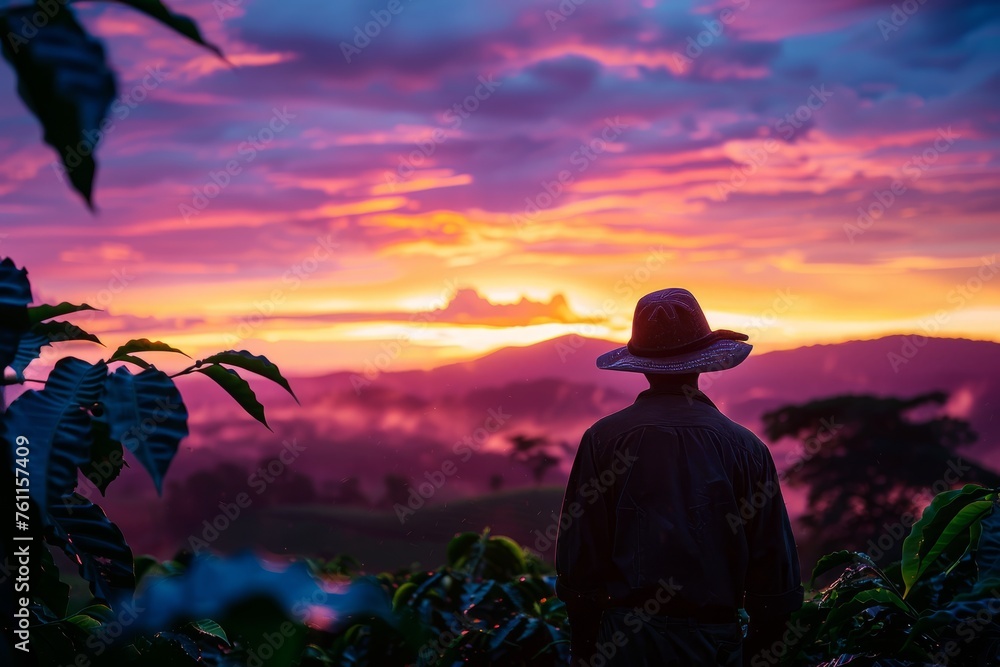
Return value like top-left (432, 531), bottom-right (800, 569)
top-left (587, 394), bottom-right (767, 451)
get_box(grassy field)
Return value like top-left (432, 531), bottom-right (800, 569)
top-left (214, 486), bottom-right (566, 572)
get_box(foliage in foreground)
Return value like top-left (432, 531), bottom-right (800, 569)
top-left (787, 485), bottom-right (1000, 667)
top-left (0, 256), bottom-right (293, 663)
top-left (17, 531), bottom-right (568, 667)
top-left (12, 495), bottom-right (1000, 667)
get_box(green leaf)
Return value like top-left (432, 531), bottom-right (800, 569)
top-left (447, 532), bottom-right (480, 567)
top-left (943, 519), bottom-right (983, 577)
top-left (0, 257), bottom-right (32, 308)
top-left (67, 604), bottom-right (117, 633)
top-left (67, 613), bottom-right (102, 634)
top-left (825, 588), bottom-right (913, 630)
top-left (95, 0), bottom-right (224, 57)
top-left (79, 420), bottom-right (125, 495)
top-left (196, 364), bottom-right (269, 428)
top-left (901, 485), bottom-right (995, 597)
top-left (134, 556), bottom-right (187, 586)
top-left (900, 611), bottom-right (953, 652)
top-left (37, 543), bottom-right (71, 619)
top-left (809, 550), bottom-right (880, 589)
top-left (1, 358), bottom-right (107, 509)
top-left (100, 367), bottom-right (190, 494)
top-left (112, 354), bottom-right (152, 370)
top-left (217, 597), bottom-right (306, 667)
top-left (134, 555), bottom-right (161, 586)
top-left (198, 350), bottom-right (298, 402)
top-left (974, 499), bottom-right (1000, 583)
top-left (0, 6), bottom-right (116, 208)
top-left (47, 493), bottom-right (135, 609)
top-left (10, 320), bottom-right (104, 377)
top-left (33, 320), bottom-right (103, 345)
top-left (392, 582), bottom-right (417, 611)
top-left (109, 338), bottom-right (189, 361)
top-left (484, 535), bottom-right (528, 580)
top-left (0, 257), bottom-right (33, 370)
top-left (28, 302), bottom-right (99, 325)
top-left (189, 618), bottom-right (229, 645)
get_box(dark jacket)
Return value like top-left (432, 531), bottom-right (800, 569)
top-left (555, 386), bottom-right (803, 658)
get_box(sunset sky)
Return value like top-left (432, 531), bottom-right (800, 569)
top-left (1, 0), bottom-right (998, 376)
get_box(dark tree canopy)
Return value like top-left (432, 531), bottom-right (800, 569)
top-left (382, 473), bottom-right (411, 508)
top-left (508, 433), bottom-right (563, 485)
top-left (763, 391), bottom-right (1000, 561)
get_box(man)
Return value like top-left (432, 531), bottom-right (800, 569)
top-left (555, 288), bottom-right (802, 666)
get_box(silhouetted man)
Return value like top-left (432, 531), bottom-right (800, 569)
top-left (556, 288), bottom-right (802, 666)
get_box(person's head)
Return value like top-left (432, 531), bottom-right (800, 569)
top-left (596, 288), bottom-right (751, 378)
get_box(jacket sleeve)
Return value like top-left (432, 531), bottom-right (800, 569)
top-left (742, 441), bottom-right (804, 619)
top-left (555, 427), bottom-right (612, 661)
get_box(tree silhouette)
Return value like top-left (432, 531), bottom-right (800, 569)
top-left (329, 476), bottom-right (370, 507)
top-left (255, 456), bottom-right (318, 506)
top-left (763, 391), bottom-right (1000, 561)
top-left (489, 473), bottom-right (504, 492)
top-left (508, 434), bottom-right (562, 485)
top-left (382, 473), bottom-right (410, 508)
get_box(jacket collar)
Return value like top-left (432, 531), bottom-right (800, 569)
top-left (635, 385), bottom-right (718, 410)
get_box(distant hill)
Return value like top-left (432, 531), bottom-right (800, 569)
top-left (101, 335), bottom-right (1000, 557)
top-left (186, 333), bottom-right (999, 469)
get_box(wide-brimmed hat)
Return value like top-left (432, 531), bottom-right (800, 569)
top-left (596, 288), bottom-right (751, 374)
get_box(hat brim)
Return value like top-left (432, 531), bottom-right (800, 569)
top-left (596, 338), bottom-right (752, 374)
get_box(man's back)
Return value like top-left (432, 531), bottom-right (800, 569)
top-left (558, 386), bottom-right (801, 615)
top-left (554, 288), bottom-right (803, 666)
